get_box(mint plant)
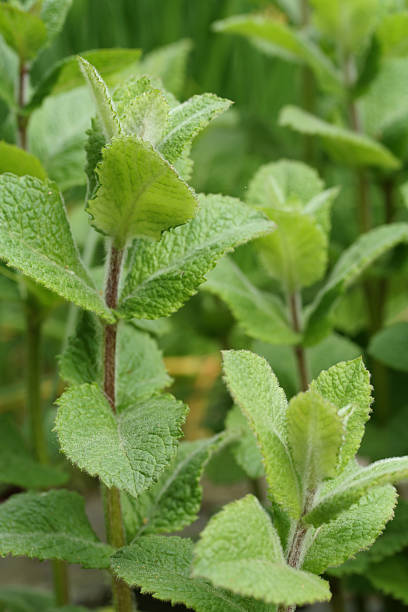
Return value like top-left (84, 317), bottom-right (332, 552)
top-left (0, 51), bottom-right (274, 611)
top-left (189, 350), bottom-right (408, 611)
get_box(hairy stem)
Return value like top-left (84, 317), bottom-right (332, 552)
top-left (103, 246), bottom-right (134, 612)
top-left (288, 291), bottom-right (309, 392)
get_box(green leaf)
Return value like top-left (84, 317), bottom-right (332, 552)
top-left (257, 209), bottom-right (328, 290)
top-left (368, 322), bottom-right (408, 372)
top-left (213, 14), bottom-right (341, 93)
top-left (193, 494), bottom-right (330, 606)
top-left (59, 314), bottom-right (170, 404)
top-left (0, 587), bottom-right (53, 612)
top-left (303, 484), bottom-right (397, 575)
top-left (226, 406), bottom-right (264, 479)
top-left (28, 48), bottom-right (141, 111)
top-left (27, 87), bottom-right (95, 190)
top-left (0, 414), bottom-right (67, 489)
top-left (311, 0), bottom-right (380, 54)
top-left (305, 456), bottom-right (408, 526)
top-left (158, 93), bottom-right (232, 165)
top-left (280, 106), bottom-right (400, 170)
top-left (377, 12), bottom-right (408, 58)
top-left (205, 257), bottom-right (299, 345)
top-left (247, 159), bottom-right (324, 212)
top-left (331, 498), bottom-right (408, 575)
top-left (56, 384), bottom-right (186, 497)
top-left (138, 39), bottom-right (192, 98)
top-left (287, 390), bottom-right (343, 490)
top-left (88, 135), bottom-right (197, 248)
top-left (123, 435), bottom-right (225, 539)
top-left (0, 174), bottom-right (113, 321)
top-left (40, 0), bottom-right (72, 43)
top-left (222, 350), bottom-right (302, 518)
top-left (0, 490), bottom-right (114, 568)
top-left (119, 87), bottom-right (169, 145)
top-left (367, 554), bottom-right (408, 604)
top-left (0, 141), bottom-right (47, 180)
top-left (310, 359), bottom-right (372, 470)
top-left (0, 35), bottom-right (18, 108)
top-left (304, 223), bottom-right (408, 345)
top-left (118, 194), bottom-right (274, 319)
top-left (0, 4), bottom-right (47, 61)
top-left (111, 534), bottom-right (276, 612)
top-left (78, 56), bottom-right (121, 142)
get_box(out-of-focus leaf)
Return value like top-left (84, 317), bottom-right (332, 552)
top-left (0, 141), bottom-right (47, 179)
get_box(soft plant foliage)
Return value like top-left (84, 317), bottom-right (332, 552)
top-left (191, 350), bottom-right (408, 609)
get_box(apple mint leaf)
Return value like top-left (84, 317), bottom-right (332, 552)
top-left (29, 49), bottom-right (141, 111)
top-left (119, 88), bottom-right (169, 144)
top-left (78, 56), bottom-right (122, 141)
top-left (0, 587), bottom-right (53, 611)
top-left (40, 0), bottom-right (72, 43)
top-left (310, 359), bottom-right (372, 470)
top-left (305, 456), bottom-right (408, 526)
top-left (287, 390), bottom-right (343, 490)
top-left (0, 142), bottom-right (47, 180)
top-left (222, 350), bottom-right (302, 518)
top-left (0, 414), bottom-right (67, 489)
top-left (157, 93), bottom-right (232, 165)
top-left (0, 490), bottom-right (114, 568)
top-left (56, 384), bottom-right (186, 497)
top-left (205, 256), bottom-right (299, 345)
top-left (112, 534), bottom-right (275, 612)
top-left (280, 106), bottom-right (400, 170)
top-left (213, 14), bottom-right (341, 94)
top-left (88, 135), bottom-right (197, 248)
top-left (59, 314), bottom-right (170, 405)
top-left (192, 494), bottom-right (330, 606)
top-left (118, 193), bottom-right (274, 319)
top-left (366, 554), bottom-right (408, 604)
top-left (304, 223), bottom-right (408, 345)
top-left (368, 322), bottom-right (408, 372)
top-left (138, 39), bottom-right (192, 98)
top-left (303, 484), bottom-right (397, 575)
top-left (123, 435), bottom-right (226, 539)
top-left (0, 4), bottom-right (47, 61)
top-left (257, 209), bottom-right (328, 290)
top-left (0, 174), bottom-right (113, 321)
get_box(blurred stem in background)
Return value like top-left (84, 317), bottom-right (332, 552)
top-left (17, 54), bottom-right (71, 608)
top-left (288, 291), bottom-right (309, 392)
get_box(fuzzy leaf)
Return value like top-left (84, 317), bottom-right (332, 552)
top-left (205, 257), bottom-right (299, 345)
top-left (287, 390), bottom-right (344, 489)
top-left (331, 498), bottom-right (408, 575)
top-left (0, 4), bottom-right (47, 61)
top-left (119, 88), bottom-right (169, 144)
top-left (226, 406), bottom-right (264, 479)
top-left (280, 106), bottom-right (400, 170)
top-left (368, 322), bottom-right (408, 372)
top-left (257, 209), bottom-right (328, 290)
top-left (119, 194), bottom-right (274, 319)
top-left (305, 456), bottom-right (408, 526)
top-left (0, 415), bottom-right (67, 489)
top-left (0, 142), bottom-right (47, 180)
top-left (158, 94), bottom-right (232, 165)
top-left (123, 435), bottom-right (225, 539)
top-left (193, 494), bottom-right (330, 606)
top-left (88, 135), bottom-right (197, 248)
top-left (78, 56), bottom-right (121, 141)
top-left (0, 490), bottom-right (114, 568)
top-left (304, 223), bottom-right (408, 345)
top-left (56, 384), bottom-right (186, 497)
top-left (0, 174), bottom-right (112, 321)
top-left (112, 534), bottom-right (276, 612)
top-left (303, 484), bottom-right (397, 574)
top-left (29, 48), bottom-right (141, 111)
top-left (310, 359), bottom-right (372, 470)
top-left (0, 587), bottom-right (53, 612)
top-left (213, 14), bottom-right (341, 93)
top-left (222, 350), bottom-right (302, 518)
top-left (247, 159), bottom-right (324, 211)
top-left (138, 39), bottom-right (192, 98)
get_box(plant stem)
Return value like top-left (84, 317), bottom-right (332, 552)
top-left (53, 559), bottom-right (70, 606)
top-left (103, 246), bottom-right (134, 612)
top-left (288, 291), bottom-right (309, 392)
